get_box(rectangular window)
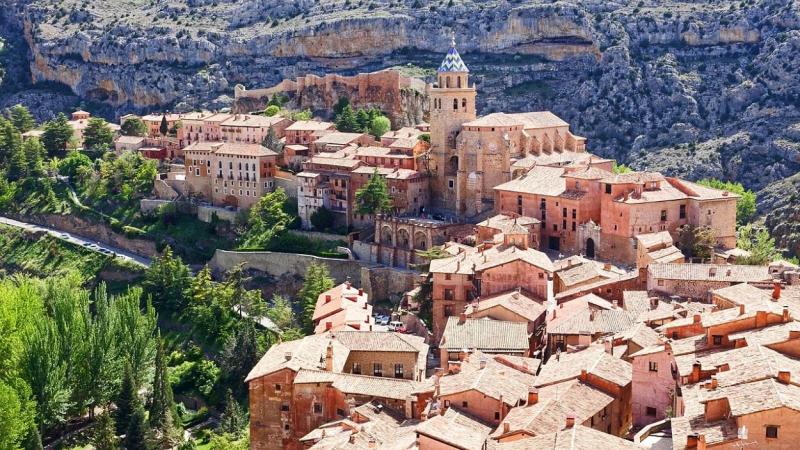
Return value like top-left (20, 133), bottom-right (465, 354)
top-left (571, 222), bottom-right (576, 232)
top-left (572, 209), bottom-right (576, 219)
top-left (373, 363), bottom-right (383, 377)
top-left (352, 362), bottom-right (361, 374)
top-left (394, 364), bottom-right (404, 379)
top-left (552, 224), bottom-right (557, 232)
top-left (444, 305), bottom-right (454, 316)
top-left (563, 207), bottom-right (567, 218)
top-left (445, 274), bottom-right (452, 280)
top-left (766, 426), bottom-right (778, 439)
top-left (462, 401), bottom-right (468, 408)
top-left (649, 362), bottom-right (658, 372)
top-left (313, 402), bottom-right (322, 414)
top-left (275, 384), bottom-right (281, 392)
top-left (444, 289), bottom-right (454, 301)
top-left (646, 407), bottom-right (657, 416)
top-left (657, 279), bottom-right (664, 286)
top-left (448, 180), bottom-right (454, 189)
top-left (605, 184), bottom-right (612, 194)
top-left (517, 195), bottom-right (523, 206)
top-left (679, 204), bottom-right (686, 219)
top-left (661, 210), bottom-right (667, 221)
top-left (713, 335), bottom-right (722, 345)
top-left (281, 403), bottom-right (289, 412)
top-left (494, 411), bottom-right (500, 420)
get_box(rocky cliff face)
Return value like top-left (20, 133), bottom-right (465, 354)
top-left (3, 0), bottom-right (800, 253)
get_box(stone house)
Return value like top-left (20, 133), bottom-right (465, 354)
top-left (647, 263), bottom-right (773, 299)
top-left (219, 114), bottom-right (291, 145)
top-left (415, 407), bottom-right (492, 450)
top-left (140, 113), bottom-right (180, 137)
top-left (285, 120), bottom-right (335, 146)
top-left (246, 331), bottom-right (428, 450)
top-left (428, 235), bottom-right (555, 342)
top-left (298, 401), bottom-right (418, 449)
top-left (438, 316), bottom-right (531, 366)
top-left (312, 132), bottom-right (375, 153)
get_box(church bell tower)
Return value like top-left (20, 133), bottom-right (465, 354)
top-left (429, 34), bottom-right (477, 212)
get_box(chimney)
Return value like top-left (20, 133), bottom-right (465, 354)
top-left (325, 294), bottom-right (332, 303)
top-left (325, 341), bottom-right (334, 372)
top-left (480, 357), bottom-right (487, 369)
top-left (367, 437), bottom-right (376, 449)
top-left (789, 330), bottom-right (800, 340)
top-left (458, 312), bottom-right (466, 325)
top-left (692, 361), bottom-right (702, 381)
top-left (325, 322), bottom-right (332, 331)
top-left (709, 376), bottom-right (718, 390)
top-left (284, 351), bottom-right (292, 361)
top-left (346, 278), bottom-right (352, 289)
top-left (603, 263), bottom-right (612, 271)
top-left (693, 314), bottom-right (701, 323)
top-left (739, 304), bottom-right (746, 316)
top-left (565, 414), bottom-right (576, 429)
top-left (527, 388), bottom-right (539, 405)
top-left (778, 370), bottom-right (791, 384)
top-left (650, 297), bottom-right (659, 310)
top-left (579, 369), bottom-right (588, 382)
top-left (349, 434), bottom-right (356, 443)
top-left (784, 305), bottom-right (790, 322)
top-left (359, 288), bottom-right (364, 296)
top-left (502, 422), bottom-right (510, 434)
top-left (686, 434), bottom-right (700, 448)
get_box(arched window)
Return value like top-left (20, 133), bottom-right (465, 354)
top-left (446, 76), bottom-right (451, 88)
top-left (457, 76), bottom-right (462, 88)
top-left (453, 98), bottom-right (458, 110)
top-left (462, 98), bottom-right (467, 109)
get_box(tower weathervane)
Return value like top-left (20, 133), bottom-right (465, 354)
top-left (451, 31), bottom-right (456, 48)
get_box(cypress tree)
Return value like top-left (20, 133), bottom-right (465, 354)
top-left (123, 406), bottom-right (150, 450)
top-left (94, 411), bottom-right (119, 450)
top-left (159, 115), bottom-right (169, 136)
top-left (219, 388), bottom-right (244, 437)
top-left (23, 428), bottom-right (43, 450)
top-left (115, 362), bottom-right (140, 435)
top-left (148, 334), bottom-right (176, 436)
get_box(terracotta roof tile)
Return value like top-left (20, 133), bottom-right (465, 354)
top-left (440, 317), bottom-right (529, 353)
top-left (648, 263), bottom-right (771, 283)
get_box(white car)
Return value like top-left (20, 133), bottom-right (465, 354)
top-left (388, 321), bottom-right (403, 331)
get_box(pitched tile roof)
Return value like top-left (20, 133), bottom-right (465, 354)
top-left (440, 317), bottom-right (530, 353)
top-left (507, 111), bottom-right (570, 129)
top-left (493, 379), bottom-right (614, 439)
top-left (429, 243), bottom-right (554, 275)
top-left (314, 132), bottom-right (367, 145)
top-left (493, 166), bottom-right (567, 197)
top-left (212, 142), bottom-right (278, 157)
top-left (648, 263), bottom-right (771, 283)
top-left (476, 214), bottom-right (540, 235)
top-left (493, 425), bottom-right (645, 450)
top-left (415, 408), bottom-right (491, 450)
top-left (434, 356), bottom-right (537, 406)
top-left (286, 120), bottom-right (334, 131)
top-left (535, 346), bottom-right (632, 388)
top-left (466, 289), bottom-right (548, 323)
top-left (293, 369), bottom-right (419, 400)
top-left (612, 322), bottom-right (663, 349)
top-left (437, 44), bottom-right (470, 73)
top-left (245, 334), bottom-right (348, 381)
top-left (547, 309), bottom-right (636, 336)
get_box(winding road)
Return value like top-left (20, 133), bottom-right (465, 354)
top-left (0, 215), bottom-right (152, 266)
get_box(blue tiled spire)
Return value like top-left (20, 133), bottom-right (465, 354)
top-left (437, 32), bottom-right (469, 73)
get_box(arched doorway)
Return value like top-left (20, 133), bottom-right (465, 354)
top-left (586, 238), bottom-right (595, 258)
top-left (398, 229), bottom-right (410, 250)
top-left (414, 231), bottom-right (428, 250)
top-left (381, 226), bottom-right (393, 246)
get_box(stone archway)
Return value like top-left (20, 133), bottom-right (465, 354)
top-left (398, 228), bottom-right (411, 250)
top-left (448, 156), bottom-right (459, 174)
top-left (414, 231), bottom-right (428, 250)
top-left (381, 226), bottom-right (393, 246)
top-left (586, 238), bottom-right (596, 259)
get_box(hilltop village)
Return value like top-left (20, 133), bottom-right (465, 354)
top-left (33, 40), bottom-right (800, 450)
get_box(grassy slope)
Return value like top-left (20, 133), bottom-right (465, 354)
top-left (0, 224), bottom-right (143, 284)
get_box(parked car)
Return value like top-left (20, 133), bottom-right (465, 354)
top-left (388, 321), bottom-right (403, 332)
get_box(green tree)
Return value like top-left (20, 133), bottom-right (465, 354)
top-left (241, 187), bottom-right (291, 249)
top-left (334, 104), bottom-right (359, 133)
top-left (123, 406), bottom-right (151, 450)
top-left (219, 389), bottom-right (245, 437)
top-left (261, 126), bottom-right (284, 154)
top-left (79, 284), bottom-right (121, 418)
top-left (418, 133), bottom-right (430, 143)
top-left (355, 169), bottom-right (393, 215)
top-left (41, 113), bottom-right (74, 155)
top-left (676, 225), bottom-right (716, 260)
top-left (299, 262), bottom-right (335, 333)
top-left (355, 108), bottom-right (370, 131)
top-left (310, 206), bottom-right (334, 231)
top-left (23, 428), bottom-right (43, 450)
top-left (93, 411), bottom-right (120, 450)
top-left (115, 362), bottom-right (139, 435)
top-left (57, 149), bottom-right (93, 178)
top-left (697, 178), bottom-right (757, 225)
top-left (159, 115), bottom-right (169, 136)
top-left (220, 320), bottom-right (261, 398)
top-left (8, 104), bottom-right (36, 133)
top-left (143, 246), bottom-right (192, 311)
top-left (369, 115), bottom-right (391, 139)
top-left (611, 162), bottom-right (632, 174)
top-left (264, 105), bottom-right (280, 117)
top-left (736, 224), bottom-right (779, 265)
top-left (149, 335), bottom-right (179, 444)
top-left (114, 289), bottom-right (157, 388)
top-left (0, 379), bottom-right (35, 450)
top-left (8, 141), bottom-right (28, 181)
top-left (83, 117), bottom-right (115, 151)
top-left (186, 266), bottom-right (236, 345)
top-left (332, 96), bottom-right (350, 119)
top-left (22, 138), bottom-right (46, 177)
top-left (266, 295), bottom-right (295, 331)
top-left (289, 110), bottom-right (312, 121)
top-left (121, 118), bottom-right (148, 137)
top-left (22, 312), bottom-right (71, 431)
